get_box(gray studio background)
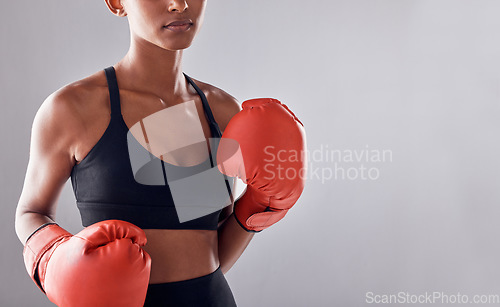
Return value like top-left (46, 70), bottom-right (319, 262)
top-left (2, 0), bottom-right (500, 306)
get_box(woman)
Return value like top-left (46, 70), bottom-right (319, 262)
top-left (15, 0), bottom-right (255, 306)
top-left (16, 0), bottom-right (307, 305)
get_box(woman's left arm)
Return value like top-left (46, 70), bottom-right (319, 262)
top-left (203, 84), bottom-right (254, 273)
top-left (217, 211), bottom-right (254, 274)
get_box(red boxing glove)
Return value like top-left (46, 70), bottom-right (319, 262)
top-left (217, 98), bottom-right (307, 232)
top-left (23, 220), bottom-right (151, 307)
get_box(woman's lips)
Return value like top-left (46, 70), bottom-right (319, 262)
top-left (163, 20), bottom-right (193, 32)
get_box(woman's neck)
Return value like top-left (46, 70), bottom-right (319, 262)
top-left (115, 36), bottom-right (188, 100)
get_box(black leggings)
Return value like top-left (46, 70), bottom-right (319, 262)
top-left (143, 266), bottom-right (237, 307)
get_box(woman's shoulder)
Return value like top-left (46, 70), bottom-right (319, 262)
top-left (41, 70), bottom-right (109, 122)
top-left (188, 78), bottom-right (242, 132)
top-left (43, 69), bottom-right (107, 107)
top-left (32, 69), bottom-right (109, 163)
top-left (51, 70), bottom-right (108, 106)
top-left (35, 69), bottom-right (110, 139)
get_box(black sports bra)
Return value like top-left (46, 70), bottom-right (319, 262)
top-left (70, 66), bottom-right (234, 230)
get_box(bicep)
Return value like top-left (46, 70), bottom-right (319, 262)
top-left (16, 95), bottom-right (79, 220)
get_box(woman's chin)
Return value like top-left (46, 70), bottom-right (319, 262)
top-left (166, 43), bottom-right (193, 51)
top-left (155, 38), bottom-right (195, 52)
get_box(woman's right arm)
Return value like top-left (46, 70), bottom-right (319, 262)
top-left (15, 88), bottom-right (83, 244)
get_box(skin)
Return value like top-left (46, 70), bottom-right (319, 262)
top-left (15, 0), bottom-right (254, 284)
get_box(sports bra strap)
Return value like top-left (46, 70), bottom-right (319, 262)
top-left (104, 66), bottom-right (122, 118)
top-left (183, 73), bottom-right (222, 138)
top-left (104, 66), bottom-right (222, 139)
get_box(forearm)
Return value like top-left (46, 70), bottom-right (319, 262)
top-left (217, 212), bottom-right (254, 274)
top-left (15, 211), bottom-right (55, 245)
